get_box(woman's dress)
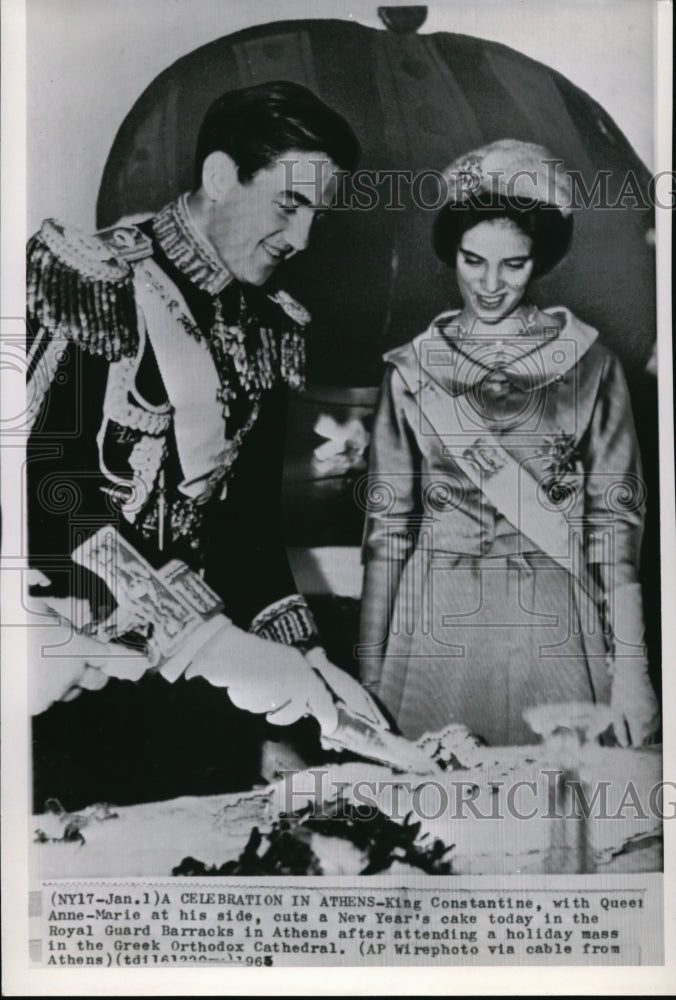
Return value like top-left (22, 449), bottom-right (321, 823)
top-left (359, 307), bottom-right (644, 744)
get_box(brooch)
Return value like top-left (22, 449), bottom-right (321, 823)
top-left (539, 431), bottom-right (579, 477)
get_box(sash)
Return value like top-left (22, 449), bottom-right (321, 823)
top-left (417, 376), bottom-right (599, 605)
top-left (132, 260), bottom-right (228, 501)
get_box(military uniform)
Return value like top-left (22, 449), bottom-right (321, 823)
top-left (27, 196), bottom-right (319, 808)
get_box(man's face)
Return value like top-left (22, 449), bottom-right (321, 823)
top-left (208, 150), bottom-right (341, 286)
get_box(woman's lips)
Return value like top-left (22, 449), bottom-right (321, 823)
top-left (477, 294), bottom-right (506, 309)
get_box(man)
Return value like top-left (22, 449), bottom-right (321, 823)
top-left (26, 81), bottom-right (364, 808)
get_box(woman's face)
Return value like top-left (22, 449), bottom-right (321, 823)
top-left (455, 218), bottom-right (534, 323)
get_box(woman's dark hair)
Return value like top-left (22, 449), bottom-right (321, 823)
top-left (432, 193), bottom-right (573, 278)
top-left (194, 80), bottom-right (361, 187)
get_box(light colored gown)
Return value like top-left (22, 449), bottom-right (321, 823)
top-left (359, 307), bottom-right (645, 744)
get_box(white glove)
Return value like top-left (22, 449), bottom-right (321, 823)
top-left (603, 582), bottom-right (660, 746)
top-left (183, 618), bottom-right (338, 734)
top-left (27, 591), bottom-right (150, 715)
top-left (609, 657), bottom-right (660, 747)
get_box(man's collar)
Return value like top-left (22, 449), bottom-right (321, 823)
top-left (152, 193), bottom-right (233, 296)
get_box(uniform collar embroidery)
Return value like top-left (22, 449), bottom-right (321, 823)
top-left (151, 193), bottom-right (233, 297)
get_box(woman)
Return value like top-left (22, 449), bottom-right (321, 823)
top-left (359, 139), bottom-right (659, 747)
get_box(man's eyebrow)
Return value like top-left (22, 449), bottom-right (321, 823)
top-left (279, 190), bottom-right (314, 209)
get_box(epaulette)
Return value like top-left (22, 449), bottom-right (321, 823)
top-left (26, 220), bottom-right (151, 361)
top-left (268, 289), bottom-right (311, 328)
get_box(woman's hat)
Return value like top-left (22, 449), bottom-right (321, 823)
top-left (441, 138), bottom-right (573, 216)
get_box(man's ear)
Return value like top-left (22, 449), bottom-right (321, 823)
top-left (201, 151), bottom-right (239, 200)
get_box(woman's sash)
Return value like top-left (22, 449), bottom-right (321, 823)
top-left (418, 377), bottom-right (599, 605)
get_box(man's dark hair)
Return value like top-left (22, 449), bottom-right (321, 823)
top-left (432, 193), bottom-right (573, 278)
top-left (194, 80), bottom-right (361, 186)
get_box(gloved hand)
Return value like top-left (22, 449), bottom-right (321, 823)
top-left (602, 581), bottom-right (660, 746)
top-left (183, 619), bottom-right (338, 735)
top-left (27, 586), bottom-right (150, 715)
top-left (609, 656), bottom-right (660, 747)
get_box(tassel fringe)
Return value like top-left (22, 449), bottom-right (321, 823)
top-left (27, 222), bottom-right (138, 360)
